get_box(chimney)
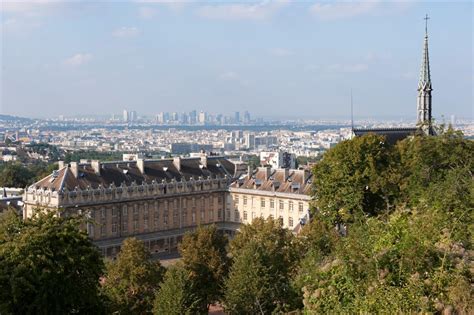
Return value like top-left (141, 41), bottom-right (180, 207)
top-left (137, 159), bottom-right (145, 174)
top-left (91, 160), bottom-right (101, 175)
top-left (70, 162), bottom-right (79, 178)
top-left (58, 161), bottom-right (65, 170)
top-left (247, 165), bottom-right (253, 179)
top-left (173, 157), bottom-right (181, 172)
top-left (303, 169), bottom-right (310, 183)
top-left (265, 166), bottom-right (272, 180)
top-left (200, 154), bottom-right (207, 168)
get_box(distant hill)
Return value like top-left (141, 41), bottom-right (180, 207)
top-left (0, 114), bottom-right (33, 122)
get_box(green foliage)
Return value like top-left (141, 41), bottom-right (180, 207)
top-left (64, 150), bottom-right (124, 163)
top-left (0, 209), bottom-right (105, 314)
top-left (153, 264), bottom-right (197, 315)
top-left (178, 225), bottom-right (229, 313)
top-left (312, 134), bottom-right (398, 224)
top-left (0, 162), bottom-right (57, 188)
top-left (247, 154), bottom-right (261, 168)
top-left (301, 131), bottom-right (473, 314)
top-left (102, 237), bottom-right (164, 314)
top-left (300, 209), bottom-right (473, 314)
top-left (0, 162), bottom-right (34, 187)
top-left (225, 218), bottom-right (301, 314)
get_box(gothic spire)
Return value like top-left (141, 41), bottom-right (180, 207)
top-left (418, 14), bottom-right (431, 90)
top-left (417, 14), bottom-right (433, 133)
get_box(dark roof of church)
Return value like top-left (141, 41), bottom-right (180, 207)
top-left (352, 127), bottom-right (418, 144)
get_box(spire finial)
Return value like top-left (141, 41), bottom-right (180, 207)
top-left (424, 14), bottom-right (430, 37)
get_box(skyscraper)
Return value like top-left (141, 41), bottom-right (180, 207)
top-left (123, 109), bottom-right (129, 122)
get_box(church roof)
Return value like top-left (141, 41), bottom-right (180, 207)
top-left (352, 127), bottom-right (418, 144)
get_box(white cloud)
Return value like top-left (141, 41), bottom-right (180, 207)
top-left (63, 53), bottom-right (93, 67)
top-left (112, 26), bottom-right (140, 38)
top-left (219, 71), bottom-right (239, 81)
top-left (138, 7), bottom-right (157, 19)
top-left (308, 63), bottom-right (369, 73)
top-left (328, 63), bottom-right (369, 73)
top-left (309, 1), bottom-right (379, 20)
top-left (134, 0), bottom-right (187, 11)
top-left (269, 48), bottom-right (292, 57)
top-left (197, 0), bottom-right (289, 20)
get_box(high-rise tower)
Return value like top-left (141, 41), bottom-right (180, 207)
top-left (417, 14), bottom-right (433, 134)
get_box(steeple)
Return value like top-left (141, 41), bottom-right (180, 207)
top-left (417, 14), bottom-right (433, 134)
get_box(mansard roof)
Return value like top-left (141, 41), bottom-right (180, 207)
top-left (230, 167), bottom-right (312, 196)
top-left (30, 156), bottom-right (237, 192)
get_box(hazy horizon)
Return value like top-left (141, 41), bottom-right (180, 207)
top-left (1, 1), bottom-right (473, 120)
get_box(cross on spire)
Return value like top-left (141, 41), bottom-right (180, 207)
top-left (424, 14), bottom-right (430, 36)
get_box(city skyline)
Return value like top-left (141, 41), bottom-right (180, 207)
top-left (1, 1), bottom-right (473, 119)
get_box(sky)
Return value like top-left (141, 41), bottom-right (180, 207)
top-left (0, 0), bottom-right (473, 120)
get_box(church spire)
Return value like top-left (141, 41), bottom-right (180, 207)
top-left (417, 14), bottom-right (433, 134)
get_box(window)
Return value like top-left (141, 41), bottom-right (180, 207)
top-left (289, 201), bottom-right (294, 212)
top-left (112, 208), bottom-right (117, 218)
top-left (201, 210), bottom-right (205, 220)
top-left (154, 207), bottom-right (159, 229)
top-left (112, 223), bottom-right (117, 233)
top-left (133, 220), bottom-right (139, 232)
top-left (182, 210), bottom-right (187, 223)
top-left (299, 202), bottom-right (304, 213)
top-left (279, 200), bottom-right (284, 210)
top-left (101, 208), bottom-right (106, 219)
top-left (209, 210), bottom-right (214, 221)
top-left (289, 217), bottom-right (294, 227)
top-left (269, 214), bottom-right (274, 220)
top-left (260, 198), bottom-right (266, 208)
top-left (144, 219), bottom-right (149, 230)
top-left (100, 224), bottom-right (106, 236)
top-left (122, 206), bottom-right (128, 216)
top-left (235, 195), bottom-right (239, 204)
top-left (182, 198), bottom-right (187, 208)
top-left (164, 211), bottom-right (168, 225)
top-left (243, 211), bottom-right (248, 221)
top-left (192, 211), bottom-right (196, 223)
top-left (122, 221), bottom-right (128, 233)
top-left (234, 210), bottom-right (239, 221)
top-left (243, 196), bottom-right (248, 205)
top-left (218, 209), bottom-right (222, 220)
top-left (270, 199), bottom-right (275, 209)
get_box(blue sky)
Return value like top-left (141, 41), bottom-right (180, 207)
top-left (1, 0), bottom-right (472, 120)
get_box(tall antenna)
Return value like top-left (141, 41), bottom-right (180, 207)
top-left (350, 89), bottom-right (354, 130)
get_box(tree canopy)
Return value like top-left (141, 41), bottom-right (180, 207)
top-left (102, 237), bottom-right (164, 314)
top-left (0, 209), bottom-right (105, 314)
top-left (178, 225), bottom-right (229, 314)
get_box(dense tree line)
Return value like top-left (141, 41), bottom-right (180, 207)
top-left (0, 129), bottom-right (472, 313)
top-left (0, 162), bottom-right (57, 188)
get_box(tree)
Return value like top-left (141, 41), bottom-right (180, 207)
top-left (153, 264), bottom-right (197, 315)
top-left (178, 225), bottom-right (229, 313)
top-left (312, 134), bottom-right (399, 224)
top-left (300, 130), bottom-right (473, 313)
top-left (0, 162), bottom-right (34, 188)
top-left (0, 209), bottom-right (105, 314)
top-left (102, 237), bottom-right (164, 314)
top-left (225, 218), bottom-right (300, 313)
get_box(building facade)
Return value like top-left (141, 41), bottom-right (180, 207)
top-left (24, 155), bottom-right (241, 256)
top-left (228, 167), bottom-right (312, 232)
